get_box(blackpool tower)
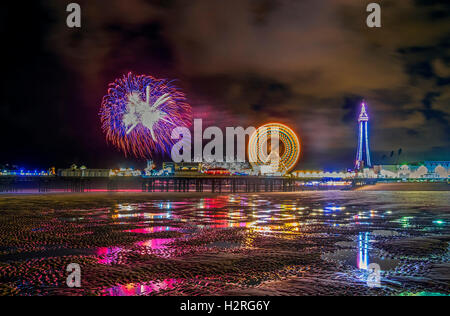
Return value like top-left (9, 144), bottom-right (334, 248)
top-left (355, 101), bottom-right (372, 170)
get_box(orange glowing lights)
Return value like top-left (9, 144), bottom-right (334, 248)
top-left (248, 123), bottom-right (301, 173)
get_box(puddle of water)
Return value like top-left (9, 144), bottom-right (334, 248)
top-left (398, 292), bottom-right (449, 296)
top-left (107, 199), bottom-right (361, 237)
top-left (371, 230), bottom-right (401, 237)
top-left (112, 212), bottom-right (172, 220)
top-left (206, 241), bottom-right (241, 249)
top-left (136, 238), bottom-right (174, 250)
top-left (322, 249), bottom-right (400, 271)
top-left (124, 226), bottom-right (179, 234)
top-left (96, 246), bottom-right (127, 265)
top-left (102, 279), bottom-right (180, 296)
top-left (323, 232), bottom-right (400, 271)
top-left (96, 238), bottom-right (176, 264)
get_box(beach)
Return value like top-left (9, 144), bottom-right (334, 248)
top-left (0, 191), bottom-right (448, 296)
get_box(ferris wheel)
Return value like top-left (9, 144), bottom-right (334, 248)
top-left (248, 123), bottom-right (301, 173)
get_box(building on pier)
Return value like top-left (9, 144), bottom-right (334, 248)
top-left (373, 161), bottom-right (449, 179)
top-left (58, 165), bottom-right (111, 177)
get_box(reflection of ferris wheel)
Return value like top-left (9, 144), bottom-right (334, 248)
top-left (248, 123), bottom-right (301, 173)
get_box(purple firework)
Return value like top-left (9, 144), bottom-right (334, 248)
top-left (100, 72), bottom-right (192, 158)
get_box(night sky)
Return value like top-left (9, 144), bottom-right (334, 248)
top-left (1, 0), bottom-right (449, 170)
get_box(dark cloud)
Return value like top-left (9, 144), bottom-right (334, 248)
top-left (406, 62), bottom-right (434, 79)
top-left (341, 96), bottom-right (364, 124)
top-left (250, 0), bottom-right (280, 25)
top-left (420, 92), bottom-right (450, 133)
top-left (407, 129), bottom-right (420, 137)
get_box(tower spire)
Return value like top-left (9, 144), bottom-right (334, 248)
top-left (355, 101), bottom-right (372, 170)
top-left (358, 101), bottom-right (369, 122)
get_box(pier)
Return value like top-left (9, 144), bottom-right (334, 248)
top-left (0, 175), bottom-right (377, 193)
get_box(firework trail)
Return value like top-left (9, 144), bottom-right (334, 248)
top-left (100, 73), bottom-right (192, 158)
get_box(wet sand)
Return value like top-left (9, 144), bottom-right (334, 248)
top-left (0, 191), bottom-right (448, 296)
top-left (356, 182), bottom-right (449, 191)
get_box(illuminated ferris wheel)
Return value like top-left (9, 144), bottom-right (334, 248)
top-left (248, 123), bottom-right (301, 173)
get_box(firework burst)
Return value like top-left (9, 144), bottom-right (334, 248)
top-left (100, 73), bottom-right (192, 158)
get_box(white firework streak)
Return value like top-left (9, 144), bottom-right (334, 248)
top-left (123, 85), bottom-right (174, 139)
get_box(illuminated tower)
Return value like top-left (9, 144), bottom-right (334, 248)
top-left (355, 101), bottom-right (371, 170)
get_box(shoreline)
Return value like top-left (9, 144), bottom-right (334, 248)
top-left (356, 182), bottom-right (449, 191)
top-left (0, 182), bottom-right (448, 198)
top-left (0, 186), bottom-right (448, 212)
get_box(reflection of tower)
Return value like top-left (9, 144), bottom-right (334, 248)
top-left (355, 101), bottom-right (372, 170)
top-left (357, 232), bottom-right (370, 270)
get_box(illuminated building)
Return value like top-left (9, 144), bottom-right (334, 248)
top-left (173, 162), bottom-right (202, 176)
top-left (0, 169), bottom-right (50, 176)
top-left (162, 162), bottom-right (175, 170)
top-left (201, 162), bottom-right (254, 176)
top-left (58, 165), bottom-right (111, 177)
top-left (374, 161), bottom-right (449, 179)
top-left (204, 168), bottom-right (231, 176)
top-left (110, 168), bottom-right (142, 177)
top-left (355, 102), bottom-right (372, 170)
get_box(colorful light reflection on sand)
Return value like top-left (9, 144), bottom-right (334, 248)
top-left (357, 232), bottom-right (370, 270)
top-left (103, 279), bottom-right (179, 296)
top-left (2, 192), bottom-right (448, 296)
top-left (124, 226), bottom-right (178, 234)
